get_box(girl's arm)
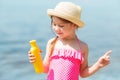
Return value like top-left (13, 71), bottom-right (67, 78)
top-left (80, 43), bottom-right (112, 78)
top-left (43, 40), bottom-right (52, 73)
top-left (43, 38), bottom-right (56, 73)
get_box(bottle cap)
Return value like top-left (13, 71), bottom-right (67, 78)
top-left (30, 40), bottom-right (36, 44)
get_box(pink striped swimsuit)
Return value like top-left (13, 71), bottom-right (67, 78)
top-left (47, 40), bottom-right (84, 80)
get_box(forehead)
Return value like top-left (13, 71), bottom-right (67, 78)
top-left (52, 16), bottom-right (71, 24)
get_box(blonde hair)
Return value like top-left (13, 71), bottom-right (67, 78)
top-left (49, 36), bottom-right (58, 57)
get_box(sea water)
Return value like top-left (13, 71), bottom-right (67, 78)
top-left (0, 0), bottom-right (120, 80)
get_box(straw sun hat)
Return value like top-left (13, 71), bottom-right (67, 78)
top-left (47, 2), bottom-right (84, 28)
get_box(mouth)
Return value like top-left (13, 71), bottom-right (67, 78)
top-left (56, 32), bottom-right (63, 36)
top-left (57, 32), bottom-right (63, 35)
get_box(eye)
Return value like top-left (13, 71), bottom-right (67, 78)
top-left (52, 23), bottom-right (64, 28)
top-left (59, 25), bottom-right (64, 28)
top-left (52, 23), bottom-right (56, 26)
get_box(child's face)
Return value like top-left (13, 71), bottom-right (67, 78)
top-left (51, 16), bottom-right (77, 39)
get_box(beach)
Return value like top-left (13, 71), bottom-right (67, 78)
top-left (0, 0), bottom-right (120, 80)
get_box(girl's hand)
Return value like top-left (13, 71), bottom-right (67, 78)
top-left (97, 50), bottom-right (112, 68)
top-left (28, 51), bottom-right (36, 63)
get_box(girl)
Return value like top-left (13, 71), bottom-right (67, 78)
top-left (28, 2), bottom-right (112, 80)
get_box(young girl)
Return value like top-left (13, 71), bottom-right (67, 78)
top-left (28, 2), bottom-right (112, 80)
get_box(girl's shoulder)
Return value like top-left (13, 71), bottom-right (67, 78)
top-left (79, 40), bottom-right (88, 48)
top-left (78, 39), bottom-right (89, 55)
top-left (47, 37), bottom-right (57, 45)
top-left (46, 37), bottom-right (58, 57)
top-left (46, 37), bottom-right (58, 50)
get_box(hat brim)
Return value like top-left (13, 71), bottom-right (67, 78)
top-left (47, 9), bottom-right (84, 28)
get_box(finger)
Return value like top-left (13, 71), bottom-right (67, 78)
top-left (28, 51), bottom-right (31, 54)
top-left (28, 52), bottom-right (35, 57)
top-left (29, 57), bottom-right (36, 61)
top-left (29, 56), bottom-right (36, 63)
top-left (30, 60), bottom-right (35, 63)
top-left (28, 53), bottom-right (33, 57)
top-left (104, 50), bottom-right (112, 57)
top-left (40, 50), bottom-right (43, 53)
top-left (106, 56), bottom-right (110, 58)
top-left (105, 56), bottom-right (110, 60)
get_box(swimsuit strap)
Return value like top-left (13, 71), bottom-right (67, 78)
top-left (76, 36), bottom-right (84, 62)
top-left (76, 36), bottom-right (82, 51)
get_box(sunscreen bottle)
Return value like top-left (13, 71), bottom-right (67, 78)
top-left (29, 40), bottom-right (44, 73)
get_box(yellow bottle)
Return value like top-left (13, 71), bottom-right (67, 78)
top-left (29, 40), bottom-right (44, 74)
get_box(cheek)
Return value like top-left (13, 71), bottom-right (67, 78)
top-left (52, 26), bottom-right (57, 31)
top-left (65, 28), bottom-right (75, 35)
top-left (52, 26), bottom-right (62, 33)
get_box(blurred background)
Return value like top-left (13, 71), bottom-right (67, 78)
top-left (0, 0), bottom-right (120, 80)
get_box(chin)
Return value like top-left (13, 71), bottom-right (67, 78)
top-left (58, 36), bottom-right (67, 40)
top-left (57, 35), bottom-right (64, 38)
